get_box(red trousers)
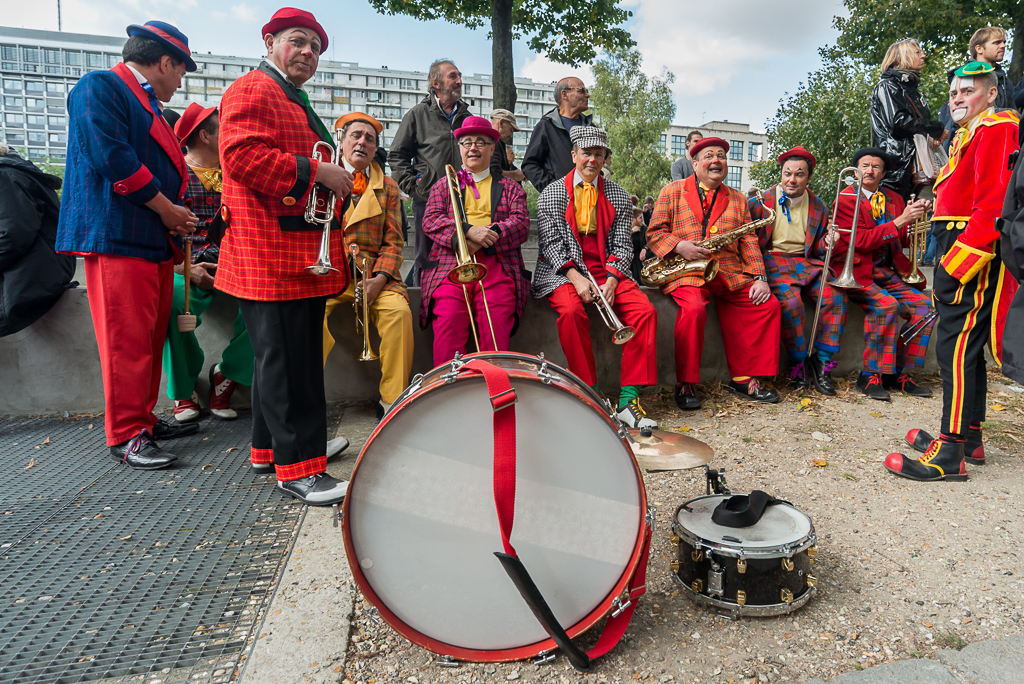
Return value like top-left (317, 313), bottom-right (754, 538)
top-left (548, 234), bottom-right (658, 387)
top-left (84, 254), bottom-right (174, 445)
top-left (670, 279), bottom-right (781, 384)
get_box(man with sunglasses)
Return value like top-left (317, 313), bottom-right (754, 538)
top-left (420, 116), bottom-right (530, 365)
top-left (522, 77), bottom-right (594, 193)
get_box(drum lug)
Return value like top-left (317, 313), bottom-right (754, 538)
top-left (707, 561), bottom-right (725, 598)
top-left (610, 596), bottom-right (632, 618)
top-left (781, 558), bottom-right (794, 572)
top-left (781, 588), bottom-right (794, 604)
top-left (332, 503), bottom-right (343, 530)
top-left (670, 560), bottom-right (680, 573)
top-left (442, 355), bottom-right (465, 384)
top-left (645, 506), bottom-right (657, 530)
top-left (737, 558), bottom-right (747, 574)
top-left (537, 360), bottom-right (557, 385)
top-left (806, 573), bottom-right (818, 588)
top-left (692, 548), bottom-right (704, 562)
top-left (691, 579), bottom-right (704, 594)
top-left (434, 655), bottom-right (460, 668)
top-left (807, 545), bottom-right (819, 558)
top-left (736, 590), bottom-right (747, 606)
top-left (670, 534), bottom-right (680, 545)
top-left (532, 652), bottom-right (556, 666)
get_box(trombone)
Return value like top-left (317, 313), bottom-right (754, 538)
top-left (900, 193), bottom-right (929, 286)
top-left (444, 164), bottom-right (497, 352)
top-left (586, 272), bottom-right (635, 344)
top-left (807, 167), bottom-right (865, 348)
top-left (350, 244), bottom-right (379, 362)
top-left (305, 141), bottom-right (340, 275)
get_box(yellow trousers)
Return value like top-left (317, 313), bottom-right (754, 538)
top-left (324, 283), bottom-right (414, 404)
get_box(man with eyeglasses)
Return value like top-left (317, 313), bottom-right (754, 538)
top-left (420, 116), bottom-right (530, 365)
top-left (522, 77), bottom-right (594, 193)
top-left (57, 20), bottom-right (199, 471)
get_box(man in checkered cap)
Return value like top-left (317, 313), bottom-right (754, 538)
top-left (533, 125), bottom-right (659, 429)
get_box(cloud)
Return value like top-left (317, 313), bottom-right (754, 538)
top-left (519, 52), bottom-right (591, 87)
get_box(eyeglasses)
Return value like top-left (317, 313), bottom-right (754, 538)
top-left (459, 140), bottom-right (494, 149)
top-left (564, 86), bottom-right (589, 95)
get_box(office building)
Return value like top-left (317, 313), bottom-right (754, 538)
top-left (662, 121), bottom-right (766, 191)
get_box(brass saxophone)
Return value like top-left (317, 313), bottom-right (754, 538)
top-left (640, 193), bottom-right (775, 287)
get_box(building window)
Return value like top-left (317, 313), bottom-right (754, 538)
top-left (3, 79), bottom-right (22, 91)
top-left (729, 140), bottom-right (743, 160)
top-left (28, 130), bottom-right (46, 143)
top-left (26, 82), bottom-right (44, 93)
top-left (45, 49), bottom-right (61, 64)
top-left (671, 135), bottom-right (686, 156)
top-left (48, 132), bottom-right (66, 143)
top-left (27, 114), bottom-right (46, 127)
top-left (1, 45), bottom-right (17, 61)
top-left (46, 82), bottom-right (65, 95)
top-left (107, 54), bottom-right (120, 68)
top-left (23, 48), bottom-right (41, 63)
top-left (6, 131), bottom-right (26, 144)
top-left (748, 142), bottom-right (762, 162)
top-left (26, 97), bottom-right (44, 109)
top-left (47, 115), bottom-right (66, 127)
top-left (4, 96), bottom-right (23, 108)
top-left (725, 167), bottom-right (741, 188)
top-left (65, 52), bottom-right (82, 66)
top-left (86, 53), bottom-right (104, 68)
top-left (5, 113), bottom-right (25, 125)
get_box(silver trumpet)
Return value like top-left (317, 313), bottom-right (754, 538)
top-left (305, 140), bottom-right (339, 276)
top-left (587, 271), bottom-right (635, 345)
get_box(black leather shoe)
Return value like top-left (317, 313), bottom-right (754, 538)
top-left (152, 418), bottom-right (200, 440)
top-left (788, 361), bottom-right (810, 390)
top-left (277, 473), bottom-right (348, 506)
top-left (857, 373), bottom-right (890, 401)
top-left (110, 431), bottom-right (177, 470)
top-left (251, 462), bottom-right (274, 475)
top-left (884, 440), bottom-right (967, 482)
top-left (674, 383), bottom-right (701, 410)
top-left (806, 356), bottom-right (836, 396)
top-left (883, 373), bottom-right (933, 397)
top-left (326, 436), bottom-right (350, 461)
top-left (375, 401), bottom-right (386, 421)
top-left (725, 378), bottom-right (779, 404)
top-left (906, 428), bottom-right (985, 465)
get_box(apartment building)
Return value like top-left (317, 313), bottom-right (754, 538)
top-left (662, 121), bottom-right (766, 191)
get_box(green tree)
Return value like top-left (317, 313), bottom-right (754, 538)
top-left (588, 50), bottom-right (675, 199)
top-left (365, 0), bottom-right (634, 111)
top-left (750, 49), bottom-right (874, 205)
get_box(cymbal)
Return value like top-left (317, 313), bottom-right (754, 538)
top-left (627, 428), bottom-right (714, 472)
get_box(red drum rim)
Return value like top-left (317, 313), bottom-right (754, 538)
top-left (341, 352), bottom-right (649, 662)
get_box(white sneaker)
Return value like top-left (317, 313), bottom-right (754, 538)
top-left (616, 398), bottom-right (658, 429)
top-left (326, 436), bottom-right (350, 460)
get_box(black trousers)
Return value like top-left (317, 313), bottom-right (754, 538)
top-left (406, 194), bottom-right (431, 287)
top-left (238, 296), bottom-right (327, 474)
top-left (932, 225), bottom-right (998, 437)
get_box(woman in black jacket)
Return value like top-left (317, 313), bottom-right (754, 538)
top-left (0, 143), bottom-right (76, 337)
top-left (870, 39), bottom-right (947, 200)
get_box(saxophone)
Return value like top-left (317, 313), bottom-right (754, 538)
top-left (640, 194), bottom-right (775, 287)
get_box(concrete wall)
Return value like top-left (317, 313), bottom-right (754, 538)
top-left (0, 284), bottom-right (937, 416)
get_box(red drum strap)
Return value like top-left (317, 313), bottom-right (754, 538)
top-left (460, 358), bottom-right (651, 661)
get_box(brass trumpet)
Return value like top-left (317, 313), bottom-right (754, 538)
top-left (305, 141), bottom-right (339, 276)
top-left (586, 271), bottom-right (635, 344)
top-left (350, 244), bottom-right (379, 362)
top-left (807, 167), bottom-right (866, 349)
top-left (899, 194), bottom-right (929, 286)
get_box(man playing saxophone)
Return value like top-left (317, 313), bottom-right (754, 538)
top-left (322, 112), bottom-right (413, 420)
top-left (532, 126), bottom-right (659, 429)
top-left (647, 137), bottom-right (782, 410)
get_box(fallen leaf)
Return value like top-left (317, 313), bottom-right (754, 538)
top-left (870, 412), bottom-right (884, 418)
top-left (813, 458), bottom-right (828, 467)
top-left (991, 404), bottom-right (1005, 411)
top-left (25, 458), bottom-right (35, 470)
top-left (120, 535), bottom-right (132, 541)
top-left (93, 514), bottom-right (103, 519)
top-left (923, 621), bottom-right (932, 627)
top-left (223, 447), bottom-right (239, 452)
top-left (799, 398), bottom-right (813, 409)
top-left (42, 437), bottom-right (51, 445)
top-left (201, 463), bottom-right (213, 470)
top-left (676, 426), bottom-right (692, 432)
top-left (87, 424), bottom-right (93, 429)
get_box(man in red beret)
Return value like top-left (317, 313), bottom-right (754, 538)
top-left (748, 146), bottom-right (845, 395)
top-left (161, 103), bottom-right (254, 425)
top-left (647, 137), bottom-right (782, 410)
top-left (216, 7), bottom-right (354, 505)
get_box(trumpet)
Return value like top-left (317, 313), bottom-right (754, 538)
top-left (351, 244), bottom-right (379, 362)
top-left (305, 141), bottom-right (339, 276)
top-left (899, 194), bottom-right (929, 286)
top-left (807, 167), bottom-right (866, 349)
top-left (586, 271), bottom-right (635, 344)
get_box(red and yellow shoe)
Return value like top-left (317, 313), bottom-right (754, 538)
top-left (906, 428), bottom-right (985, 465)
top-left (884, 439), bottom-right (968, 482)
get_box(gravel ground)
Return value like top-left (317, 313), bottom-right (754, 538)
top-left (340, 369), bottom-right (1024, 684)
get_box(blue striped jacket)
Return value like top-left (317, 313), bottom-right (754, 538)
top-left (56, 63), bottom-right (187, 262)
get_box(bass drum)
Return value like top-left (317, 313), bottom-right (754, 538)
top-left (342, 352), bottom-right (648, 662)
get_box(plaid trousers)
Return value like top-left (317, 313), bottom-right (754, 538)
top-left (764, 253), bottom-right (847, 361)
top-left (846, 281), bottom-right (899, 374)
top-left (874, 269), bottom-right (935, 370)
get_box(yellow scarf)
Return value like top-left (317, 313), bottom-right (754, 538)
top-left (576, 182), bottom-right (597, 231)
top-left (870, 191), bottom-right (886, 220)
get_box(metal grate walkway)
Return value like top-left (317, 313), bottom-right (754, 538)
top-left (0, 416), bottom-right (304, 684)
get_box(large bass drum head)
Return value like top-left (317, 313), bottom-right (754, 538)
top-left (345, 374), bottom-right (643, 656)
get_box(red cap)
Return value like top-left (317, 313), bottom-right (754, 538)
top-left (453, 115), bottom-right (500, 141)
top-left (262, 7), bottom-right (328, 51)
top-left (174, 102), bottom-right (217, 144)
top-left (689, 136), bottom-right (729, 159)
top-left (778, 146), bottom-right (817, 174)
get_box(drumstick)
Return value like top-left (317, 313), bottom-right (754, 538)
top-left (177, 237), bottom-right (197, 332)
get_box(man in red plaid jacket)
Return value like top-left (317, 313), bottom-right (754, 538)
top-left (217, 8), bottom-right (354, 506)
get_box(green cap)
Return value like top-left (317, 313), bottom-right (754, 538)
top-left (955, 61), bottom-right (995, 77)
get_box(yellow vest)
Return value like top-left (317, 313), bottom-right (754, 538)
top-left (465, 175), bottom-right (493, 226)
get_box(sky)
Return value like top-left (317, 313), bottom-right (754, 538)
top-left (4, 0), bottom-right (848, 133)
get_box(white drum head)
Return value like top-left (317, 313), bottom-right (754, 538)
top-left (347, 376), bottom-right (643, 651)
top-left (676, 496), bottom-right (811, 550)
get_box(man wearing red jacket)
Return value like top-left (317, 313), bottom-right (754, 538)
top-left (217, 8), bottom-right (354, 505)
top-left (823, 148), bottom-right (931, 401)
top-left (886, 62), bottom-right (1020, 481)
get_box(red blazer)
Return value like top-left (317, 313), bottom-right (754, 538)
top-left (824, 186), bottom-right (908, 288)
top-left (216, 62), bottom-right (348, 301)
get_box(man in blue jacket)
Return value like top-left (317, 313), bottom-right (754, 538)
top-left (56, 21), bottom-right (199, 470)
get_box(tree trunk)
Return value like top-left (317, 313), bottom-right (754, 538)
top-left (1010, 14), bottom-right (1024, 84)
top-left (491, 0), bottom-right (517, 112)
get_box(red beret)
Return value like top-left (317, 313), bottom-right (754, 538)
top-left (262, 7), bottom-right (329, 51)
top-left (174, 102), bottom-right (217, 144)
top-left (778, 146), bottom-right (817, 173)
top-left (689, 136), bottom-right (729, 159)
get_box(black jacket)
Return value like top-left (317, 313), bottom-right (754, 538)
top-left (521, 108), bottom-right (594, 193)
top-left (999, 130), bottom-right (1024, 384)
top-left (0, 150), bottom-right (75, 337)
top-left (870, 69), bottom-right (944, 198)
top-left (388, 95), bottom-right (470, 203)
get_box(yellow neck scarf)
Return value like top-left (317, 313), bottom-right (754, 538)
top-left (870, 191), bottom-right (886, 220)
top-left (576, 182), bottom-right (597, 231)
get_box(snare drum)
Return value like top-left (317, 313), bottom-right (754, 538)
top-left (671, 495), bottom-right (819, 616)
top-left (342, 352), bottom-right (649, 662)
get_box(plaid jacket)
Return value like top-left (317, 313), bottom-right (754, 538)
top-left (749, 185), bottom-right (830, 259)
top-left (419, 174), bottom-right (531, 329)
top-left (532, 171), bottom-right (635, 298)
top-left (820, 186), bottom-right (907, 287)
top-left (185, 166), bottom-right (220, 261)
top-left (343, 161), bottom-right (407, 299)
top-left (216, 62), bottom-right (348, 301)
top-left (56, 63), bottom-right (188, 263)
top-left (647, 176), bottom-right (766, 293)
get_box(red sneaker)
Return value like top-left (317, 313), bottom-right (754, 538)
top-left (209, 364), bottom-right (238, 420)
top-left (173, 391), bottom-right (201, 423)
